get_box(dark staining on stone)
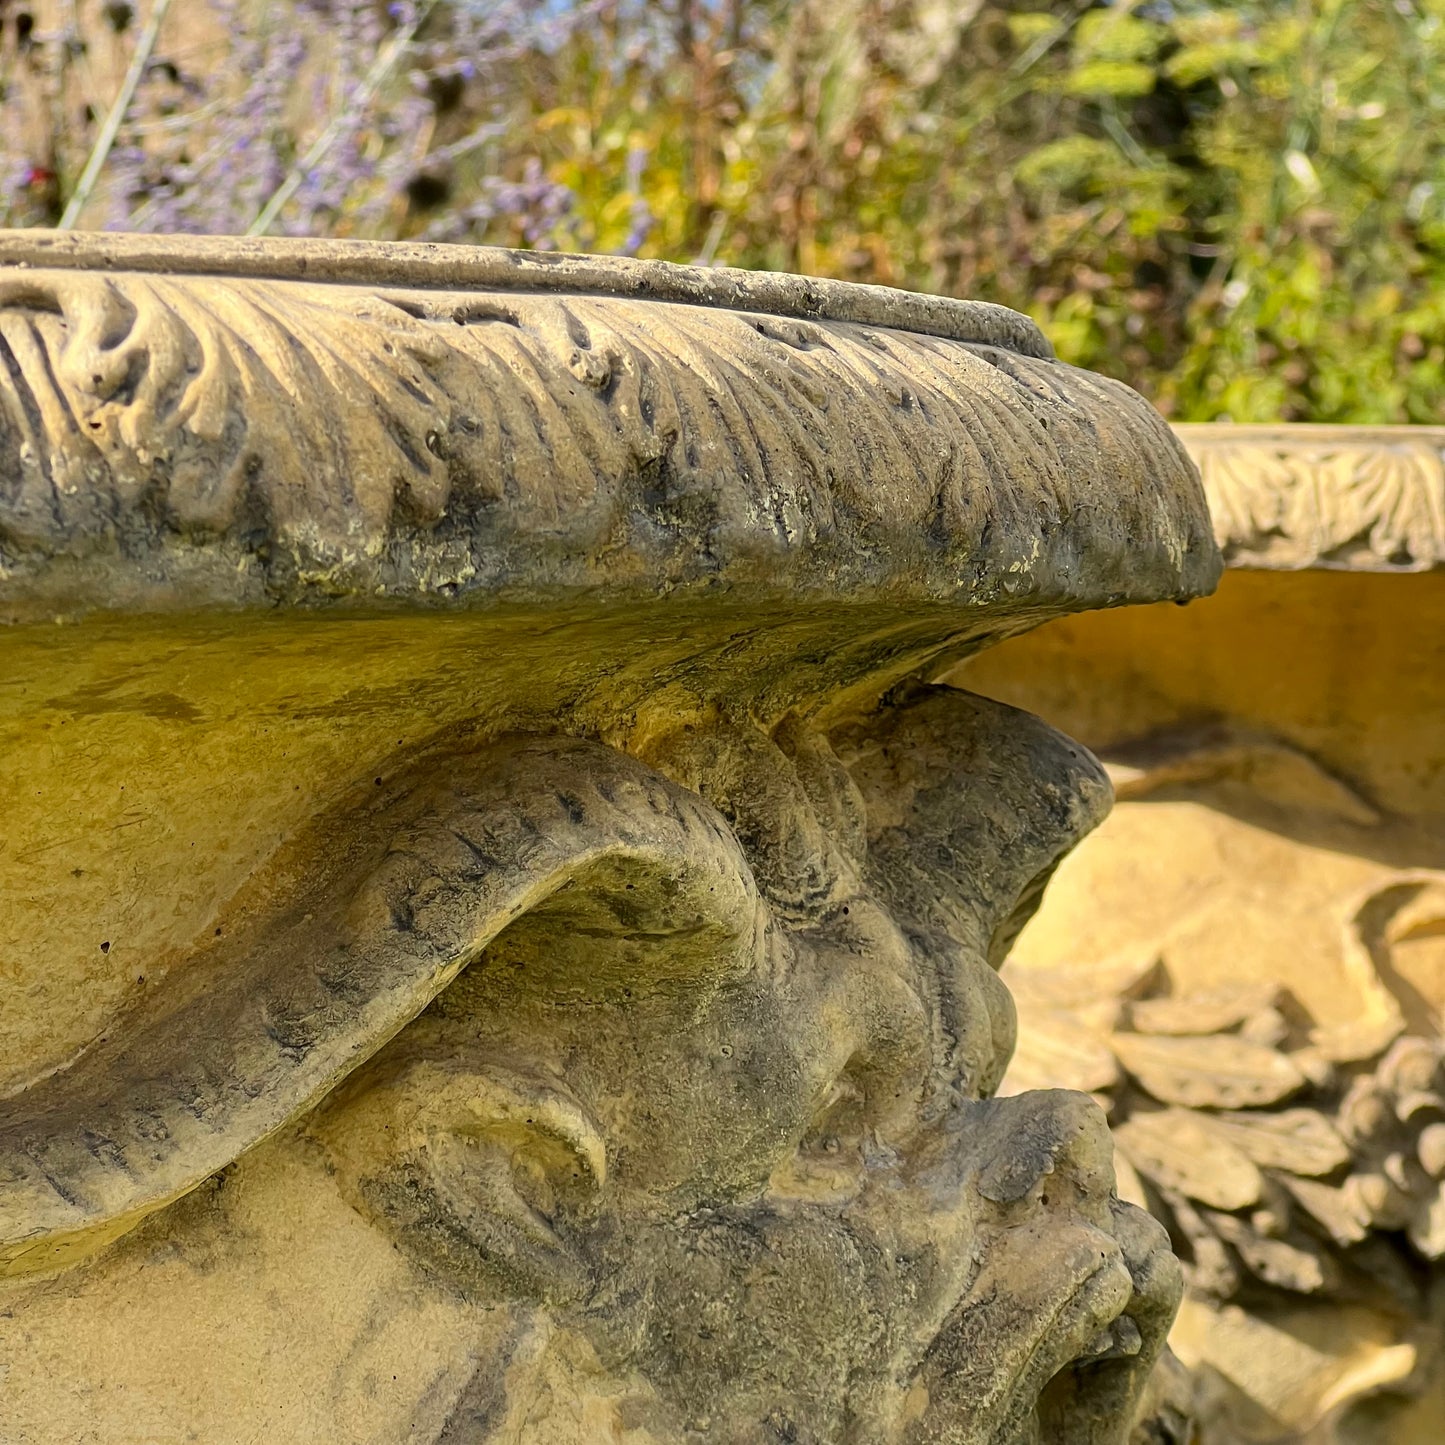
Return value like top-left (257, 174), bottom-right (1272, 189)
top-left (389, 896), bottom-right (416, 934)
top-left (449, 301), bottom-right (521, 328)
top-left (81, 1129), bottom-right (134, 1178)
top-left (262, 1014), bottom-right (314, 1064)
top-left (396, 374), bottom-right (433, 409)
top-left (450, 829), bottom-right (503, 875)
top-left (28, 1152), bottom-right (85, 1210)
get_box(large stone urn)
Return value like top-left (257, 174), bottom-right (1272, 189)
top-left (0, 232), bottom-right (1218, 1444)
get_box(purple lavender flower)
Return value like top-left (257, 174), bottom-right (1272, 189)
top-left (5, 0), bottom-right (635, 244)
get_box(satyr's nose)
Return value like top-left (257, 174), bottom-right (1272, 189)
top-left (970, 1089), bottom-right (1118, 1219)
top-left (883, 1090), bottom-right (1180, 1445)
top-left (909, 1087), bottom-right (1120, 1231)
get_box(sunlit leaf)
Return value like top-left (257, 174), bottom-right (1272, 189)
top-left (1060, 60), bottom-right (1157, 98)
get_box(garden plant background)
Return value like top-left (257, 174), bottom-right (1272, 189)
top-left (5, 0), bottom-right (1444, 422)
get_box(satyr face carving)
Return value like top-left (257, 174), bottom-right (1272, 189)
top-left (0, 688), bottom-right (1181, 1444)
top-left (305, 689), bottom-right (1182, 1444)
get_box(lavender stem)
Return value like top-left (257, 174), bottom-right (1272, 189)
top-left (244, 0), bottom-right (438, 237)
top-left (58, 0), bottom-right (177, 230)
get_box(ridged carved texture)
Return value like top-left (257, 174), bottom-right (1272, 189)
top-left (0, 232), bottom-right (1219, 614)
top-left (0, 736), bottom-right (761, 1279)
top-left (1178, 423), bottom-right (1445, 572)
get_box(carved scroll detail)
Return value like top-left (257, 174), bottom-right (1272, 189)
top-left (0, 737), bottom-right (762, 1278)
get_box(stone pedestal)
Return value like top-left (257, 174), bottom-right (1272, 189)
top-left (0, 233), bottom-right (1217, 1444)
top-left (959, 426), bottom-right (1445, 1444)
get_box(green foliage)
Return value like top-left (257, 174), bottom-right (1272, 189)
top-left (508, 0), bottom-right (1445, 421)
top-left (6, 0), bottom-right (1445, 422)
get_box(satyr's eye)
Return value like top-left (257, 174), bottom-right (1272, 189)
top-left (770, 1009), bottom-right (926, 1206)
top-left (802, 1073), bottom-right (869, 1157)
top-left (770, 1069), bottom-right (873, 1204)
top-left (757, 895), bottom-right (938, 1208)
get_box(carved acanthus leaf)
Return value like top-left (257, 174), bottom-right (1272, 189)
top-left (1112, 1109), bottom-right (1265, 1212)
top-left (0, 242), bottom-right (1217, 612)
top-left (1204, 1109), bottom-right (1352, 1177)
top-left (1108, 1033), bottom-right (1306, 1111)
top-left (1002, 869), bottom-right (1445, 1320)
top-left (1176, 424), bottom-right (1445, 572)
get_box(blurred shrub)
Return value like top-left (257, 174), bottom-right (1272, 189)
top-left (3, 0), bottom-right (1445, 421)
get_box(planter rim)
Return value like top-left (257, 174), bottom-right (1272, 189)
top-left (0, 230), bottom-right (1054, 357)
top-left (1176, 422), bottom-right (1445, 573)
top-left (0, 230), bottom-right (1219, 620)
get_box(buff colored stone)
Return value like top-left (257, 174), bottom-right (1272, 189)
top-left (0, 232), bottom-right (1218, 1445)
top-left (966, 427), bottom-right (1445, 1445)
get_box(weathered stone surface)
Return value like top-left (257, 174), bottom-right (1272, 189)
top-left (0, 233), bottom-right (1214, 1444)
top-left (962, 439), bottom-right (1445, 1444)
top-left (0, 231), bottom-right (1215, 619)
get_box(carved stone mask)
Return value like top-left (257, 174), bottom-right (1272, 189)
top-left (0, 234), bottom-right (1216, 1445)
top-left (0, 689), bottom-right (1180, 1444)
